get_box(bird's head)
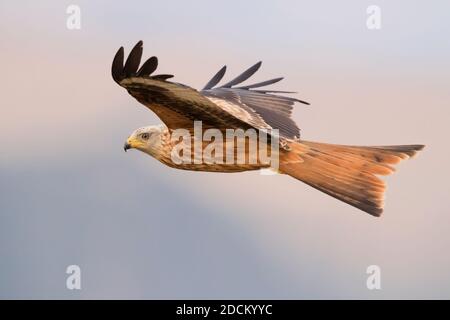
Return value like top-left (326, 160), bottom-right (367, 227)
top-left (123, 125), bottom-right (165, 156)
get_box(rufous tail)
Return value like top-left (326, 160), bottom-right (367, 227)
top-left (279, 141), bottom-right (424, 216)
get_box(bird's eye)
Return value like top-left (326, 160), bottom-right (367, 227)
top-left (141, 133), bottom-right (150, 140)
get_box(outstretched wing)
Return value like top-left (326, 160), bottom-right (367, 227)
top-left (112, 41), bottom-right (309, 139)
top-left (112, 41), bottom-right (270, 133)
top-left (201, 62), bottom-right (309, 139)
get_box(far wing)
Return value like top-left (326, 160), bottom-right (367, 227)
top-left (201, 62), bottom-right (309, 139)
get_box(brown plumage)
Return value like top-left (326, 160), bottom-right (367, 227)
top-left (114, 41), bottom-right (424, 217)
top-left (280, 141), bottom-right (424, 216)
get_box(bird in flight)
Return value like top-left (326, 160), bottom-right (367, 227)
top-left (113, 41), bottom-right (424, 217)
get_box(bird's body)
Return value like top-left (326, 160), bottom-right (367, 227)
top-left (128, 124), bottom-right (273, 172)
top-left (114, 41), bottom-right (424, 216)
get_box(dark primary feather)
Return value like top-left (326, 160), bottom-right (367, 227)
top-left (111, 47), bottom-right (124, 83)
top-left (151, 74), bottom-right (174, 80)
top-left (253, 89), bottom-right (295, 94)
top-left (236, 77), bottom-right (284, 89)
top-left (137, 56), bottom-right (158, 76)
top-left (112, 41), bottom-right (175, 83)
top-left (203, 66), bottom-right (227, 90)
top-left (220, 61), bottom-right (262, 88)
top-left (124, 41), bottom-right (143, 77)
top-left (251, 91), bottom-right (310, 105)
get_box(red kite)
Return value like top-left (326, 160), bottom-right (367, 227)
top-left (113, 41), bottom-right (424, 216)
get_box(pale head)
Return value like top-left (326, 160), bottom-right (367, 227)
top-left (123, 124), bottom-right (166, 157)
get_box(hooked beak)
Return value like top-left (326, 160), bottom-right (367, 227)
top-left (123, 142), bottom-right (131, 152)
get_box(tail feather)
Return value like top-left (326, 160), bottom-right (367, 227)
top-left (280, 141), bottom-right (424, 216)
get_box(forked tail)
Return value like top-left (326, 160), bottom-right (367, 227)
top-left (280, 141), bottom-right (424, 216)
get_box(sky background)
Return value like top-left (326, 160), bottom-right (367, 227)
top-left (1, 0), bottom-right (449, 299)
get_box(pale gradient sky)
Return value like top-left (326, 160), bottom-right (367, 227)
top-left (1, 0), bottom-right (449, 298)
